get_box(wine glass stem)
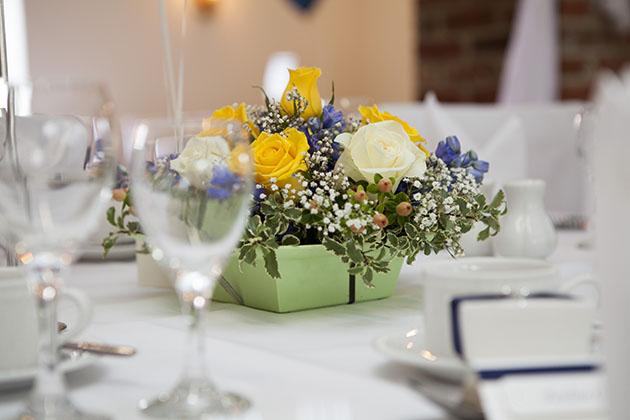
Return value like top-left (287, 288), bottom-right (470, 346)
top-left (181, 301), bottom-right (209, 383)
top-left (29, 267), bottom-right (67, 408)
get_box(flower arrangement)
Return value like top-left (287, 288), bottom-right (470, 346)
top-left (104, 67), bottom-right (505, 285)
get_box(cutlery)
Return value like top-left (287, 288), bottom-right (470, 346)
top-left (57, 322), bottom-right (136, 356)
top-left (61, 341), bottom-right (137, 357)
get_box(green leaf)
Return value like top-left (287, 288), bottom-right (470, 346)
top-left (489, 189), bottom-right (505, 210)
top-left (260, 203), bottom-right (275, 216)
top-left (328, 81), bottom-right (335, 105)
top-left (387, 233), bottom-right (399, 247)
top-left (281, 234), bottom-right (300, 246)
top-left (477, 227), bottom-right (490, 242)
top-left (482, 216), bottom-right (500, 231)
top-left (455, 198), bottom-right (469, 216)
top-left (363, 268), bottom-right (374, 285)
top-left (424, 232), bottom-right (436, 242)
top-left (348, 264), bottom-right (363, 275)
top-left (459, 219), bottom-right (474, 234)
top-left (384, 201), bottom-right (397, 212)
top-left (101, 235), bottom-right (118, 258)
top-left (106, 207), bottom-right (116, 226)
top-left (285, 208), bottom-right (302, 220)
top-left (262, 248), bottom-right (280, 279)
top-left (126, 221), bottom-right (139, 233)
top-left (322, 237), bottom-right (346, 256)
top-left (367, 184), bottom-right (379, 194)
top-left (475, 193), bottom-right (487, 207)
top-left (394, 192), bottom-right (408, 202)
top-left (248, 215), bottom-right (262, 230)
top-left (264, 238), bottom-right (279, 249)
top-left (243, 247), bottom-right (257, 265)
top-left (404, 224), bottom-right (418, 238)
top-left (253, 85), bottom-right (272, 110)
top-left (345, 240), bottom-right (363, 263)
top-left (376, 246), bottom-right (387, 260)
top-left (374, 174), bottom-right (383, 184)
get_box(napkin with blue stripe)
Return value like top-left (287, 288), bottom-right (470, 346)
top-left (450, 293), bottom-right (606, 420)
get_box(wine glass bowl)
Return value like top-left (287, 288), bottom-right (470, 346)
top-left (131, 117), bottom-right (254, 418)
top-left (0, 80), bottom-right (118, 420)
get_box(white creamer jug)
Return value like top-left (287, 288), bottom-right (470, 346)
top-left (495, 179), bottom-right (557, 259)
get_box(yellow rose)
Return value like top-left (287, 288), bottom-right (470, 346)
top-left (227, 143), bottom-right (252, 178)
top-left (358, 105), bottom-right (429, 157)
top-left (251, 128), bottom-right (309, 189)
top-left (201, 103), bottom-right (259, 137)
top-left (281, 67), bottom-right (323, 119)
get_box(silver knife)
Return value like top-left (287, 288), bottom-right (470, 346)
top-left (61, 342), bottom-right (137, 357)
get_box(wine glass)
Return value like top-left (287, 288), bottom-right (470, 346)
top-left (130, 118), bottom-right (253, 418)
top-left (0, 80), bottom-right (118, 419)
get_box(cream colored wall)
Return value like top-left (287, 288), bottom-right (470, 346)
top-left (24, 0), bottom-right (416, 116)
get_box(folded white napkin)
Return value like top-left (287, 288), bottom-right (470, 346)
top-left (592, 67), bottom-right (630, 420)
top-left (423, 92), bottom-right (527, 191)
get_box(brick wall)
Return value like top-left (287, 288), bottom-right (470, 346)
top-left (418, 0), bottom-right (630, 102)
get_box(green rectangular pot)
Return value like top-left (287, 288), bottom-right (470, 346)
top-left (213, 244), bottom-right (404, 313)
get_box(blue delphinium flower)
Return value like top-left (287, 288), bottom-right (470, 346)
top-left (435, 136), bottom-right (489, 183)
top-left (435, 136), bottom-right (461, 166)
top-left (250, 185), bottom-right (266, 214)
top-left (206, 165), bottom-right (241, 200)
top-left (301, 104), bottom-right (347, 170)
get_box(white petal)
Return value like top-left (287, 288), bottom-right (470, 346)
top-left (404, 158), bottom-right (427, 179)
top-left (334, 132), bottom-right (352, 148)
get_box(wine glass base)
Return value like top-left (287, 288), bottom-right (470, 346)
top-left (140, 378), bottom-right (251, 419)
top-left (19, 396), bottom-right (110, 420)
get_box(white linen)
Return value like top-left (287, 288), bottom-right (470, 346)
top-left (600, 0), bottom-right (630, 31)
top-left (497, 0), bottom-right (559, 103)
top-left (422, 93), bottom-right (527, 193)
top-left (381, 101), bottom-right (587, 216)
top-left (592, 68), bottom-right (630, 420)
top-left (0, 232), bottom-right (593, 419)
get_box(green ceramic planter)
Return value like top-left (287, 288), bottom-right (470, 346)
top-left (213, 244), bottom-right (404, 313)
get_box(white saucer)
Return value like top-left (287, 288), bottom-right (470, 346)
top-left (374, 328), bottom-right (468, 382)
top-left (0, 349), bottom-right (99, 390)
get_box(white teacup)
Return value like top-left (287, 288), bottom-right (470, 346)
top-left (0, 267), bottom-right (93, 371)
top-left (422, 257), bottom-right (597, 358)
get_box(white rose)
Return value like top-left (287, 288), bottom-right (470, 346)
top-left (334, 120), bottom-right (426, 188)
top-left (170, 135), bottom-right (231, 188)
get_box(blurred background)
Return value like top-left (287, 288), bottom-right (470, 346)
top-left (4, 0), bottom-right (625, 219)
top-left (7, 0), bottom-right (628, 116)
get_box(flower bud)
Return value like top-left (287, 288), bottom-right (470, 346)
top-left (396, 202), bottom-right (412, 217)
top-left (377, 178), bottom-right (392, 193)
top-left (350, 225), bottom-right (365, 233)
top-left (354, 190), bottom-right (367, 202)
top-left (112, 189), bottom-right (126, 202)
top-left (373, 213), bottom-right (388, 228)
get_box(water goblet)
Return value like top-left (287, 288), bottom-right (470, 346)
top-left (131, 118), bottom-right (253, 418)
top-left (0, 79), bottom-right (118, 419)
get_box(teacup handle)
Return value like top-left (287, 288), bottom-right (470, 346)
top-left (58, 288), bottom-right (93, 342)
top-left (559, 272), bottom-right (600, 307)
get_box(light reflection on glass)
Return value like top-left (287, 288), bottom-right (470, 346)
top-left (406, 342), bottom-right (413, 350)
top-left (419, 349), bottom-right (437, 361)
top-left (405, 328), bottom-right (419, 338)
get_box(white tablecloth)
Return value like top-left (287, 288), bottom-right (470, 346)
top-left (0, 232), bottom-right (594, 420)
